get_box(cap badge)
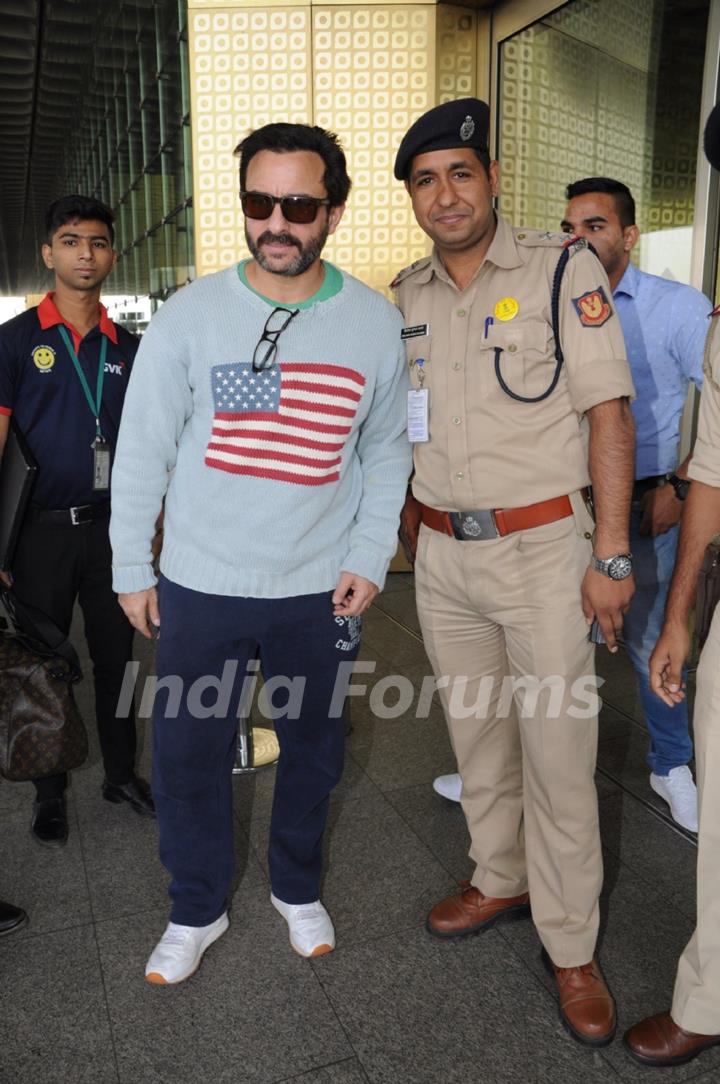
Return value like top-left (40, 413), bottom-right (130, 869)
top-left (460, 115), bottom-right (475, 141)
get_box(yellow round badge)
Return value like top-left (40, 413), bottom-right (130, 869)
top-left (32, 345), bottom-right (56, 371)
top-left (494, 297), bottom-right (519, 322)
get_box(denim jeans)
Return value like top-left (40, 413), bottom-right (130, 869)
top-left (623, 504), bottom-right (693, 774)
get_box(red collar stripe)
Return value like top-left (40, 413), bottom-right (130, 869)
top-left (37, 292), bottom-right (119, 350)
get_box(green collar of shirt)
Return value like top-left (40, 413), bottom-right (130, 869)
top-left (236, 259), bottom-right (343, 309)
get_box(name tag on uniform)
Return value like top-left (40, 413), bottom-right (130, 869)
top-left (401, 324), bottom-right (429, 340)
top-left (407, 388), bottom-right (429, 442)
top-left (92, 437), bottom-right (111, 491)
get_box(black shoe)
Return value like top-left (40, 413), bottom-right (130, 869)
top-left (0, 899), bottom-right (28, 937)
top-left (31, 796), bottom-right (68, 847)
top-left (102, 776), bottom-right (156, 817)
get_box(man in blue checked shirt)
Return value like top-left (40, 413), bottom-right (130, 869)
top-left (561, 177), bottom-right (711, 831)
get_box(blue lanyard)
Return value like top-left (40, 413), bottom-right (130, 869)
top-left (57, 324), bottom-right (107, 439)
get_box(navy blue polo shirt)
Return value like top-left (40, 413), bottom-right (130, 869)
top-left (0, 293), bottom-right (138, 508)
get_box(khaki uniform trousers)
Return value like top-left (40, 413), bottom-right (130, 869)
top-left (671, 606), bottom-right (720, 1034)
top-left (415, 503), bottom-right (602, 967)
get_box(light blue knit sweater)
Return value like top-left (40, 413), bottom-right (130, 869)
top-left (110, 265), bottom-right (412, 598)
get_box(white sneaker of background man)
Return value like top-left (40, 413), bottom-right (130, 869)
top-left (650, 765), bottom-right (698, 832)
top-left (433, 773), bottom-right (462, 803)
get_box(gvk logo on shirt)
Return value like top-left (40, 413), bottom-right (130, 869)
top-left (31, 349), bottom-right (125, 376)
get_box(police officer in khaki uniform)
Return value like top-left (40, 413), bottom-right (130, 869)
top-left (624, 103), bottom-right (720, 1069)
top-left (393, 99), bottom-right (636, 1046)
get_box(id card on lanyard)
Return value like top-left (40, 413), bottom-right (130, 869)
top-left (407, 356), bottom-right (429, 442)
top-left (57, 324), bottom-right (111, 492)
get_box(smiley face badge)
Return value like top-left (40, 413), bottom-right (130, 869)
top-left (32, 345), bottom-right (56, 372)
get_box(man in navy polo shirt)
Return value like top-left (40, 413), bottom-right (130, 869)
top-left (0, 195), bottom-right (154, 845)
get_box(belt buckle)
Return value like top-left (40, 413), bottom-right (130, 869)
top-left (70, 505), bottom-right (91, 526)
top-left (448, 509), bottom-right (499, 540)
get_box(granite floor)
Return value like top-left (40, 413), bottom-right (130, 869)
top-left (1, 573), bottom-right (714, 1084)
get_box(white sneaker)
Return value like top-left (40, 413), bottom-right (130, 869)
top-left (145, 912), bottom-right (229, 985)
top-left (271, 893), bottom-right (335, 957)
top-left (433, 773), bottom-right (462, 803)
top-left (650, 766), bottom-right (698, 832)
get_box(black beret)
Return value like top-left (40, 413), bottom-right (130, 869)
top-left (394, 98), bottom-right (490, 181)
top-left (704, 102), bottom-right (720, 171)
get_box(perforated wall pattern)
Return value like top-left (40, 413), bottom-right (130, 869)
top-left (189, 3), bottom-right (456, 291)
top-left (191, 8), bottom-right (312, 277)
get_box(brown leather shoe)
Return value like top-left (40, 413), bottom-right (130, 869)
top-left (545, 952), bottom-right (616, 1047)
top-left (624, 1011), bottom-right (720, 1067)
top-left (426, 881), bottom-right (530, 939)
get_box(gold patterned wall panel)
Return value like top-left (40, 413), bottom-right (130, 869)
top-left (648, 3), bottom-right (707, 233)
top-left (190, 7), bottom-right (312, 277)
top-left (498, 0), bottom-right (709, 240)
top-left (191, 0), bottom-right (310, 8)
top-left (544, 0), bottom-right (657, 73)
top-left (436, 7), bottom-right (475, 104)
top-left (189, 2), bottom-right (482, 292)
top-left (498, 21), bottom-right (654, 233)
top-left (313, 5), bottom-right (436, 290)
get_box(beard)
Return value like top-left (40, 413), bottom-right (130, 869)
top-left (245, 225), bottom-right (329, 277)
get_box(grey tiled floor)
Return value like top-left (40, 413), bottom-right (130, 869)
top-left (1, 573), bottom-right (713, 1084)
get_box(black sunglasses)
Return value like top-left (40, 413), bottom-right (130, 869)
top-left (240, 190), bottom-right (331, 225)
top-left (252, 307), bottom-right (299, 373)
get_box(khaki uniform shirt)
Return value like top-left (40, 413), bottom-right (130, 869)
top-left (689, 310), bottom-right (720, 488)
top-left (393, 215), bottom-right (635, 511)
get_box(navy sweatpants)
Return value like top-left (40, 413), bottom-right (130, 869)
top-left (153, 576), bottom-right (361, 926)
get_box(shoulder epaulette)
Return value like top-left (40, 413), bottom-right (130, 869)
top-left (562, 234), bottom-right (589, 256)
top-left (514, 228), bottom-right (573, 249)
top-left (390, 256), bottom-right (432, 290)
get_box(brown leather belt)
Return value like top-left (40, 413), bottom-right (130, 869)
top-left (420, 494), bottom-right (574, 540)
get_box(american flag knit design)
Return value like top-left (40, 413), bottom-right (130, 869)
top-left (205, 361), bottom-right (366, 485)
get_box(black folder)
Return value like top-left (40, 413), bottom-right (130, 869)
top-left (0, 423), bottom-right (38, 569)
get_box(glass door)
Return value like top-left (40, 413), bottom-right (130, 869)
top-left (491, 0), bottom-right (720, 454)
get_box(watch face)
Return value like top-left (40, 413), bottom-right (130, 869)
top-left (608, 555), bottom-right (633, 580)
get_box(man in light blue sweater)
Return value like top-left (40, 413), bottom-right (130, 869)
top-left (110, 123), bottom-right (412, 983)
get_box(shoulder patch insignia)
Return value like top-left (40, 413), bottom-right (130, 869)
top-left (573, 285), bottom-right (612, 328)
top-left (390, 256), bottom-right (432, 290)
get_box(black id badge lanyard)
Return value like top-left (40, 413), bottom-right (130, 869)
top-left (57, 324), bottom-right (110, 491)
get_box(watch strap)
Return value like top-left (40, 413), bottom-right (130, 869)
top-left (591, 553), bottom-right (633, 579)
top-left (667, 473), bottom-right (690, 501)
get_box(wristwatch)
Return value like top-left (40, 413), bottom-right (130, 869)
top-left (591, 553), bottom-right (633, 580)
top-left (667, 473), bottom-right (691, 501)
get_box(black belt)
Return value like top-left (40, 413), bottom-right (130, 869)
top-left (27, 501), bottom-right (111, 527)
top-left (633, 475), bottom-right (665, 500)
